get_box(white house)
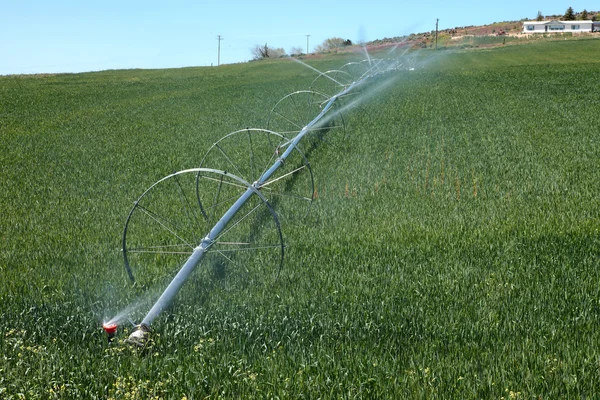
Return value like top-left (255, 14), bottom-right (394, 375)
top-left (523, 20), bottom-right (593, 34)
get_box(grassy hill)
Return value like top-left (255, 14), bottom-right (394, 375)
top-left (1, 39), bottom-right (599, 398)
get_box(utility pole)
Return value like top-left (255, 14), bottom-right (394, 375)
top-left (435, 19), bottom-right (439, 50)
top-left (306, 34), bottom-right (310, 54)
top-left (217, 35), bottom-right (224, 66)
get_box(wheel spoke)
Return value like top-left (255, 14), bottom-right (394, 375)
top-left (136, 204), bottom-right (195, 250)
top-left (215, 143), bottom-right (244, 177)
top-left (257, 145), bottom-right (279, 185)
top-left (174, 174), bottom-right (204, 243)
top-left (260, 165), bottom-right (306, 188)
top-left (260, 189), bottom-right (312, 202)
top-left (128, 249), bottom-right (194, 255)
top-left (273, 109), bottom-right (303, 132)
top-left (209, 244), bottom-right (283, 252)
top-left (247, 129), bottom-right (255, 182)
top-left (209, 200), bottom-right (263, 248)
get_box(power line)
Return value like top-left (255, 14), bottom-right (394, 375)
top-left (435, 19), bottom-right (439, 50)
top-left (217, 35), bottom-right (224, 66)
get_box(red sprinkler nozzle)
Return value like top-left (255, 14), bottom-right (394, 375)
top-left (103, 322), bottom-right (118, 341)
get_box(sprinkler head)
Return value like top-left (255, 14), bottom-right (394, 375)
top-left (125, 323), bottom-right (152, 347)
top-left (103, 322), bottom-right (118, 342)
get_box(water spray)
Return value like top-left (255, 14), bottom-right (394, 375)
top-left (105, 54), bottom-right (415, 345)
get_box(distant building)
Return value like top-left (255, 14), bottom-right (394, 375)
top-left (522, 20), bottom-right (593, 34)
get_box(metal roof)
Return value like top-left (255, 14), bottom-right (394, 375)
top-left (523, 20), bottom-right (593, 26)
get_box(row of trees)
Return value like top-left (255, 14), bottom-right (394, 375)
top-left (250, 37), bottom-right (353, 60)
top-left (536, 7), bottom-right (596, 21)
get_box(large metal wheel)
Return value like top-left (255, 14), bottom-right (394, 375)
top-left (340, 61), bottom-right (367, 82)
top-left (266, 90), bottom-right (346, 147)
top-left (309, 69), bottom-right (353, 98)
top-left (199, 128), bottom-right (314, 222)
top-left (122, 168), bottom-right (284, 290)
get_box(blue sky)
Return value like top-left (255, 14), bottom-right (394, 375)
top-left (1, 0), bottom-right (595, 75)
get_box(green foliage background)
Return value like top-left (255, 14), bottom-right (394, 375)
top-left (1, 39), bottom-right (599, 398)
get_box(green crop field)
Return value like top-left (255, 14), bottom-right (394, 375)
top-left (1, 39), bottom-right (599, 398)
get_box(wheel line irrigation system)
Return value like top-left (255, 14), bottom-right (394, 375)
top-left (103, 49), bottom-right (419, 346)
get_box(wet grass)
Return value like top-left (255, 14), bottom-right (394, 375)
top-left (1, 39), bottom-right (599, 398)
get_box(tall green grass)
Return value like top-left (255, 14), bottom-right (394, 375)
top-left (1, 40), bottom-right (599, 398)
